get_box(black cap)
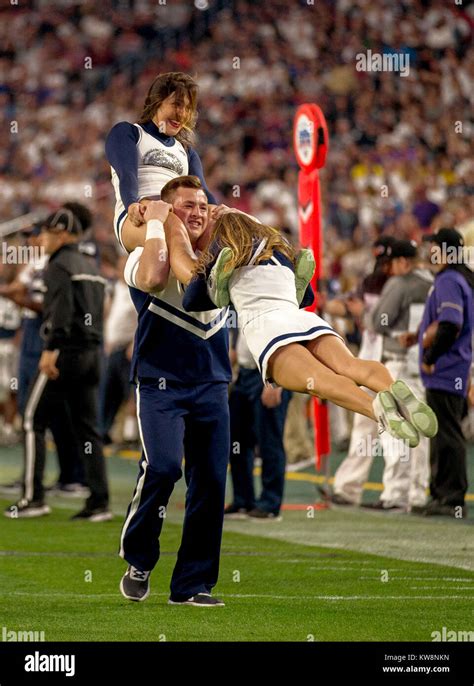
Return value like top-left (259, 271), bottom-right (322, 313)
top-left (43, 209), bottom-right (82, 235)
top-left (422, 227), bottom-right (464, 249)
top-left (391, 239), bottom-right (418, 259)
top-left (373, 235), bottom-right (396, 259)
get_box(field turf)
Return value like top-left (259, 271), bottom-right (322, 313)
top-left (0, 446), bottom-right (473, 642)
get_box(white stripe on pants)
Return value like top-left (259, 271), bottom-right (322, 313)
top-left (23, 372), bottom-right (49, 502)
top-left (119, 381), bottom-right (149, 559)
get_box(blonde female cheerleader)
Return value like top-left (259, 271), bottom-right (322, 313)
top-left (105, 72), bottom-right (217, 253)
top-left (168, 212), bottom-right (438, 447)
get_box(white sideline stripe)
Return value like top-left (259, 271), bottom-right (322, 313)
top-left (2, 592), bottom-right (471, 601)
top-left (359, 576), bottom-right (473, 582)
top-left (23, 372), bottom-right (49, 502)
top-left (308, 566), bottom-right (473, 573)
top-left (119, 382), bottom-right (149, 559)
top-left (310, 565), bottom-right (474, 575)
top-left (71, 274), bottom-right (107, 285)
top-left (219, 594), bottom-right (472, 601)
top-left (410, 586), bottom-right (474, 591)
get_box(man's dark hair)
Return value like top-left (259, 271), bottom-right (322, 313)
top-left (160, 175), bottom-right (204, 203)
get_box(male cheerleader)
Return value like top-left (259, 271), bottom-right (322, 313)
top-left (119, 176), bottom-right (230, 606)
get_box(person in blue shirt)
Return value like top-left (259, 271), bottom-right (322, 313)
top-left (415, 228), bottom-right (474, 518)
top-left (105, 72), bottom-right (216, 254)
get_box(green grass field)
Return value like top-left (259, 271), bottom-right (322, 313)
top-left (0, 446), bottom-right (473, 642)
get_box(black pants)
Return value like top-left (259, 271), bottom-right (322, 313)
top-left (229, 368), bottom-right (291, 515)
top-left (23, 348), bottom-right (109, 509)
top-left (20, 351), bottom-right (85, 484)
top-left (426, 388), bottom-right (467, 506)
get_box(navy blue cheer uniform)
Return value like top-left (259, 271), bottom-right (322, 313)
top-left (121, 247), bottom-right (231, 601)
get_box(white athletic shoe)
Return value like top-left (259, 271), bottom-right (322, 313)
top-left (4, 499), bottom-right (51, 519)
top-left (373, 391), bottom-right (420, 448)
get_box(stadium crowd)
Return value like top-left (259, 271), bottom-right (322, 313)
top-left (0, 0), bottom-right (472, 517)
top-left (1, 0), bottom-right (473, 256)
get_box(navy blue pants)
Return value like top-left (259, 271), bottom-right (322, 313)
top-left (99, 347), bottom-right (132, 443)
top-left (120, 378), bottom-right (230, 601)
top-left (229, 368), bottom-right (290, 515)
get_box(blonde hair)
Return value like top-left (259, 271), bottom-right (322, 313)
top-left (195, 213), bottom-right (296, 275)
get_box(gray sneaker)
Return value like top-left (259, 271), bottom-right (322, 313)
top-left (168, 593), bottom-right (225, 607)
top-left (294, 249), bottom-right (316, 305)
top-left (390, 380), bottom-right (438, 438)
top-left (373, 391), bottom-right (420, 448)
top-left (208, 248), bottom-right (234, 308)
top-left (120, 565), bottom-right (151, 602)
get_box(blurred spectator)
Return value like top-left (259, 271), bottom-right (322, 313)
top-left (415, 228), bottom-right (473, 518)
top-left (367, 239), bottom-right (434, 511)
top-left (0, 262), bottom-right (21, 445)
top-left (0, 226), bottom-right (87, 494)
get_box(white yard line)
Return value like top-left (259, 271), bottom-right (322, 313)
top-left (2, 590), bottom-right (472, 602)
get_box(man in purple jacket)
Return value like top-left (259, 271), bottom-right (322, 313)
top-left (416, 228), bottom-right (473, 518)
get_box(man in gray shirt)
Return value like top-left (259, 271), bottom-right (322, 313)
top-left (369, 239), bottom-right (433, 511)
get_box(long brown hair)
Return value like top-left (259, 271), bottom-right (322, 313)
top-left (138, 72), bottom-right (198, 149)
top-left (195, 213), bottom-right (296, 276)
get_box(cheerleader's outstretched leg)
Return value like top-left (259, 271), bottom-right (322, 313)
top-left (306, 335), bottom-right (437, 439)
top-left (268, 340), bottom-right (420, 447)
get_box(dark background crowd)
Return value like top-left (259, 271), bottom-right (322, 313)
top-left (0, 0), bottom-right (473, 284)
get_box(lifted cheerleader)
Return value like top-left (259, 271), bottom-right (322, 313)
top-left (105, 72), bottom-right (215, 254)
top-left (170, 212), bottom-right (438, 447)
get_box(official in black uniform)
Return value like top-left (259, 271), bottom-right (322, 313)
top-left (4, 209), bottom-right (112, 521)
